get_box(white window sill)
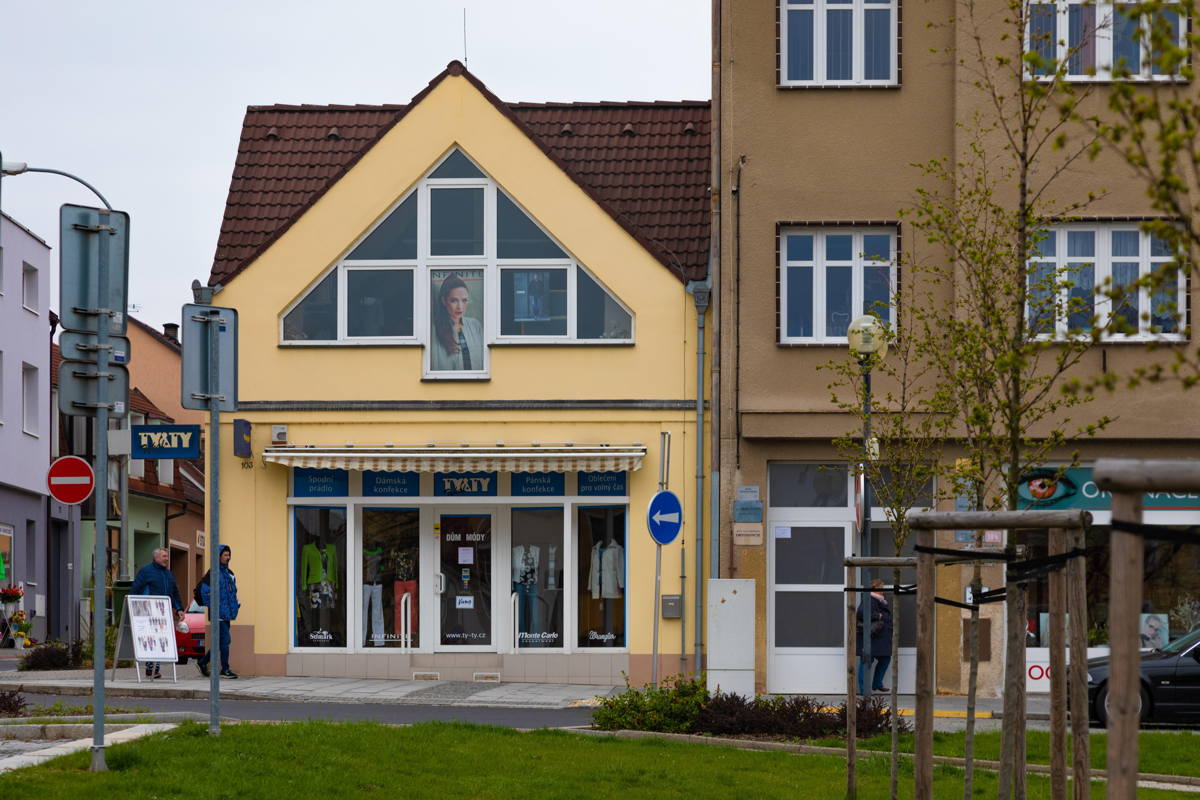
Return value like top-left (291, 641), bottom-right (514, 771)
top-left (22, 429), bottom-right (40, 439)
top-left (23, 305), bottom-right (39, 315)
top-left (779, 81), bottom-right (899, 89)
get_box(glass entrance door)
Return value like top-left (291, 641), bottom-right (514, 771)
top-left (437, 513), bottom-right (493, 648)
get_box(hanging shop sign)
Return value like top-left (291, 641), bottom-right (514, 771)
top-left (130, 424), bottom-right (201, 459)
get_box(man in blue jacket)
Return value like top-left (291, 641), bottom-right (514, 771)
top-left (130, 547), bottom-right (185, 679)
top-left (197, 545), bottom-right (241, 679)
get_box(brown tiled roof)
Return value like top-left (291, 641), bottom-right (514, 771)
top-left (209, 62), bottom-right (710, 287)
top-left (129, 315), bottom-right (181, 354)
top-left (129, 387), bottom-right (173, 422)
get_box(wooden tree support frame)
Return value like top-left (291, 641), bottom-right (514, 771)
top-left (904, 508), bottom-right (1093, 800)
top-left (1092, 458), bottom-right (1200, 800)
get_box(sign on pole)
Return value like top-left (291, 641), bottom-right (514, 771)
top-left (47, 456), bottom-right (96, 505)
top-left (647, 490), bottom-right (684, 546)
top-left (59, 204), bottom-right (129, 336)
top-left (130, 424), bottom-right (202, 459)
top-left (181, 304), bottom-right (238, 411)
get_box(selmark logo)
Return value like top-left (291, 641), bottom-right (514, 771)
top-left (137, 430), bottom-right (194, 450)
top-left (442, 476), bottom-right (491, 494)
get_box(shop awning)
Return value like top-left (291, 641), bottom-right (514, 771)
top-left (261, 444), bottom-right (645, 474)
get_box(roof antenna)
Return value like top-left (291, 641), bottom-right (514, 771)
top-left (462, 8), bottom-right (468, 68)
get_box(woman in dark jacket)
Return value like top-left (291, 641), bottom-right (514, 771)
top-left (856, 578), bottom-right (894, 695)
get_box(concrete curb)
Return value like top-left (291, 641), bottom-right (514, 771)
top-left (0, 723), bottom-right (177, 775)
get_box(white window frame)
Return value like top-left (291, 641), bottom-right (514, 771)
top-left (128, 413), bottom-right (146, 479)
top-left (21, 262), bottom-right (38, 313)
top-left (21, 362), bottom-right (37, 436)
top-left (279, 149), bottom-right (636, 363)
top-left (779, 0), bottom-right (900, 87)
top-left (1029, 224), bottom-right (1187, 341)
top-left (1027, 0), bottom-right (1188, 82)
top-left (779, 227), bottom-right (897, 344)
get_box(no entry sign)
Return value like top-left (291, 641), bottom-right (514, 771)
top-left (47, 456), bottom-right (96, 505)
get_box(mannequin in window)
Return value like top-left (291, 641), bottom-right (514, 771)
top-left (299, 531), bottom-right (339, 643)
top-left (390, 545), bottom-right (418, 646)
top-left (587, 526), bottom-right (624, 644)
top-left (512, 543), bottom-right (541, 641)
top-left (431, 274), bottom-right (483, 372)
top-left (362, 536), bottom-right (386, 647)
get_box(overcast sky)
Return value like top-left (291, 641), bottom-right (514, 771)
top-left (1, 1), bottom-right (709, 343)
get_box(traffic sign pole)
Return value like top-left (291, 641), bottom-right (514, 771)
top-left (90, 211), bottom-right (111, 772)
top-left (208, 308), bottom-right (222, 735)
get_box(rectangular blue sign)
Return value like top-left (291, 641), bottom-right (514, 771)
top-left (434, 472), bottom-right (498, 497)
top-left (512, 472), bottom-right (565, 496)
top-left (578, 471), bottom-right (627, 496)
top-left (732, 499), bottom-right (762, 523)
top-left (363, 471), bottom-right (421, 497)
top-left (130, 424), bottom-right (202, 459)
top-left (293, 468), bottom-right (349, 497)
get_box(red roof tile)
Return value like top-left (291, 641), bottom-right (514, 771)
top-left (129, 387), bottom-right (174, 422)
top-left (209, 62), bottom-right (710, 287)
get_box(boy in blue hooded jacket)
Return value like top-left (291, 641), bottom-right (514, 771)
top-left (197, 545), bottom-right (241, 678)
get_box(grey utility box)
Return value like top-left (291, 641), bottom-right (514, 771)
top-left (660, 594), bottom-right (682, 619)
top-left (706, 579), bottom-right (756, 698)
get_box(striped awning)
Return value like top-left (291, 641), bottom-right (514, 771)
top-left (261, 444), bottom-right (645, 474)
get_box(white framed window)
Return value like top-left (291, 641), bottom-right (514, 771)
top-left (21, 262), bottom-right (38, 313)
top-left (779, 228), bottom-right (897, 343)
top-left (1028, 1), bottom-right (1186, 81)
top-left (21, 362), bottom-right (38, 436)
top-left (280, 149), bottom-right (634, 377)
top-left (780, 0), bottom-right (899, 86)
top-left (1027, 224), bottom-right (1185, 339)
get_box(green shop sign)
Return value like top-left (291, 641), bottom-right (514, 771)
top-left (1018, 467), bottom-right (1200, 511)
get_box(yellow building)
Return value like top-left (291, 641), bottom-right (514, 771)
top-left (204, 62), bottom-right (711, 684)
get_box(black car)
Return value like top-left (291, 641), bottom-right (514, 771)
top-left (1088, 627), bottom-right (1200, 726)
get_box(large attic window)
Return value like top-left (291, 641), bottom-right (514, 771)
top-left (280, 147), bottom-right (634, 368)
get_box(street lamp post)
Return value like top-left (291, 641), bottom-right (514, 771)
top-left (847, 314), bottom-right (887, 622)
top-left (2, 156), bottom-right (118, 773)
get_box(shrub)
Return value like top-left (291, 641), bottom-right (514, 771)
top-left (592, 673), bottom-right (709, 733)
top-left (18, 638), bottom-right (85, 671)
top-left (836, 695), bottom-right (908, 739)
top-left (0, 689), bottom-right (28, 717)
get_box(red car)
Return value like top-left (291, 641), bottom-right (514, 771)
top-left (174, 610), bottom-right (207, 663)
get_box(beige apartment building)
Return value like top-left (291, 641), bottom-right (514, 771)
top-left (715, 0), bottom-right (1200, 695)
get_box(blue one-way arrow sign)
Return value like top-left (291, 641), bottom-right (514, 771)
top-left (647, 490), bottom-right (684, 545)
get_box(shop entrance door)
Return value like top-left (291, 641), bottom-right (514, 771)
top-left (436, 513), bottom-right (494, 649)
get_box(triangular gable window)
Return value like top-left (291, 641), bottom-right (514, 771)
top-left (348, 194), bottom-right (417, 260)
top-left (497, 191), bottom-right (566, 259)
top-left (281, 147), bottom-right (634, 360)
top-left (428, 149), bottom-right (485, 179)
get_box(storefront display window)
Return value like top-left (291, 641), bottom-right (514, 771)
top-left (578, 506), bottom-right (626, 648)
top-left (511, 507), bottom-right (564, 648)
top-left (294, 507), bottom-right (347, 648)
top-left (1018, 527), bottom-right (1200, 647)
top-left (439, 513), bottom-right (493, 646)
top-left (362, 508), bottom-right (419, 648)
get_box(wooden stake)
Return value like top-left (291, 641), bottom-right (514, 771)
top-left (1067, 527), bottom-right (1090, 800)
top-left (846, 559), bottom-right (857, 800)
top-left (914, 526), bottom-right (934, 799)
top-left (1049, 529), bottom-right (1067, 800)
top-left (1107, 490), bottom-right (1142, 799)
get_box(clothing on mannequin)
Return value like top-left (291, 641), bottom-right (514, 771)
top-left (588, 540), bottom-right (625, 599)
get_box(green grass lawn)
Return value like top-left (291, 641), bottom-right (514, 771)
top-left (7, 721), bottom-right (1198, 799)
top-left (811, 729), bottom-right (1200, 778)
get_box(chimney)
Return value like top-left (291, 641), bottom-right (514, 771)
top-left (162, 322), bottom-right (180, 343)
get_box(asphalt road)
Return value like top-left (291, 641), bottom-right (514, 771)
top-left (18, 692), bottom-right (596, 729)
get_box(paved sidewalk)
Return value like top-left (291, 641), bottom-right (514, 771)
top-left (0, 723), bottom-right (176, 774)
top-left (0, 667), bottom-right (622, 709)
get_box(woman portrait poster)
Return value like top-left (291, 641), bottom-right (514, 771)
top-left (430, 269), bottom-right (485, 373)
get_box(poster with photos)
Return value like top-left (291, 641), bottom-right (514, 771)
top-left (429, 269), bottom-right (485, 373)
top-left (126, 595), bottom-right (179, 662)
